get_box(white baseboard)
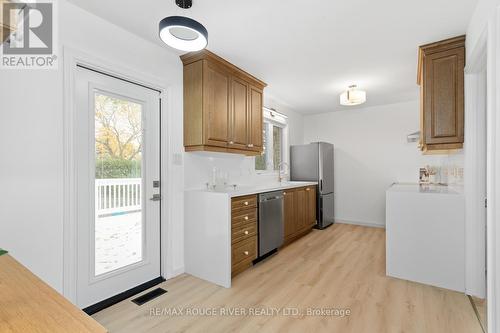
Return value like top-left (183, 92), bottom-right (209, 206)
top-left (165, 266), bottom-right (184, 280)
top-left (335, 219), bottom-right (385, 229)
top-left (466, 287), bottom-right (486, 299)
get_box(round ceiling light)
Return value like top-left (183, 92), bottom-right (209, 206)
top-left (159, 1), bottom-right (208, 52)
top-left (340, 85), bottom-right (367, 106)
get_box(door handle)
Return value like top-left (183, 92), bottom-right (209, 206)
top-left (150, 194), bottom-right (161, 201)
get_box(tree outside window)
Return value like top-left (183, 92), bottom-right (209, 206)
top-left (94, 94), bottom-right (142, 179)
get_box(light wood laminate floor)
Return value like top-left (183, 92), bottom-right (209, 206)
top-left (93, 224), bottom-right (482, 333)
top-left (471, 296), bottom-right (487, 332)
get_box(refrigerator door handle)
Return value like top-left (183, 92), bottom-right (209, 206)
top-left (320, 179), bottom-right (323, 192)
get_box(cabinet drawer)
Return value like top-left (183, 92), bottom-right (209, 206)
top-left (232, 256), bottom-right (254, 278)
top-left (232, 220), bottom-right (257, 244)
top-left (231, 236), bottom-right (257, 266)
top-left (231, 195), bottom-right (257, 211)
top-left (232, 209), bottom-right (257, 226)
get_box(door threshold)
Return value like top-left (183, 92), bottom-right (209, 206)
top-left (83, 276), bottom-right (166, 315)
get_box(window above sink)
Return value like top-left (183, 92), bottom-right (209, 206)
top-left (255, 108), bottom-right (288, 173)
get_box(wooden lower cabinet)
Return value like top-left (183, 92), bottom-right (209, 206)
top-left (231, 195), bottom-right (258, 277)
top-left (283, 186), bottom-right (317, 245)
top-left (231, 188), bottom-right (316, 277)
top-left (305, 186), bottom-right (317, 228)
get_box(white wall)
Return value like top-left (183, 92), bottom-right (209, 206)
top-left (467, 0), bottom-right (500, 57)
top-left (0, 0), bottom-right (185, 292)
top-left (264, 95), bottom-right (304, 146)
top-left (303, 100), bottom-right (464, 227)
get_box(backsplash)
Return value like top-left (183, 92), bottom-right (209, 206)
top-left (184, 150), bottom-right (465, 190)
top-left (418, 152), bottom-right (464, 185)
top-left (184, 152), bottom-right (282, 190)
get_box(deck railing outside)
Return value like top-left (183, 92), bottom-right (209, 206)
top-left (95, 178), bottom-right (141, 216)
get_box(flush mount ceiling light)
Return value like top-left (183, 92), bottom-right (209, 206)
top-left (340, 85), bottom-right (367, 106)
top-left (159, 0), bottom-right (208, 52)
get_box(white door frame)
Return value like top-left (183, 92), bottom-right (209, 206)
top-left (464, 27), bottom-right (487, 299)
top-left (62, 46), bottom-right (176, 304)
top-left (465, 6), bottom-right (500, 333)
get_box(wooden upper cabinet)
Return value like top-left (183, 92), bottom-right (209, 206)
top-left (248, 86), bottom-right (264, 151)
top-left (181, 50), bottom-right (267, 156)
top-left (417, 36), bottom-right (465, 152)
top-left (229, 77), bottom-right (249, 150)
top-left (204, 62), bottom-right (230, 147)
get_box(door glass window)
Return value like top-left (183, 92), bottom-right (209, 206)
top-left (94, 93), bottom-right (143, 276)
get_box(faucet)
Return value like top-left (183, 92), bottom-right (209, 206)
top-left (278, 162), bottom-right (289, 183)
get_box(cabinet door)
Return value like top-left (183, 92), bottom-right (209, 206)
top-left (203, 62), bottom-right (230, 147)
top-left (283, 190), bottom-right (296, 240)
top-left (305, 186), bottom-right (317, 227)
top-left (423, 47), bottom-right (464, 145)
top-left (248, 86), bottom-right (263, 152)
top-left (229, 77), bottom-right (249, 150)
top-left (294, 188), bottom-right (306, 232)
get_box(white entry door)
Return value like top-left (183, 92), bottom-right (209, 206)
top-left (75, 67), bottom-right (161, 308)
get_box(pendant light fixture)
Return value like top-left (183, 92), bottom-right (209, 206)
top-left (159, 0), bottom-right (208, 52)
top-left (340, 85), bottom-right (367, 106)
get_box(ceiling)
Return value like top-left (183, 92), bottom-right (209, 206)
top-left (67, 0), bottom-right (477, 114)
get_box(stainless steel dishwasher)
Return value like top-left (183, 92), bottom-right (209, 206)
top-left (258, 191), bottom-right (284, 257)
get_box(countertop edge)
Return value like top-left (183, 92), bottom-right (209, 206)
top-left (185, 182), bottom-right (319, 198)
top-left (387, 183), bottom-right (464, 195)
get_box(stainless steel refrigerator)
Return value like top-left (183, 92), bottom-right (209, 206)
top-left (290, 142), bottom-right (334, 229)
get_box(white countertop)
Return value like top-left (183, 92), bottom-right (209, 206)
top-left (387, 183), bottom-right (464, 195)
top-left (186, 181), bottom-right (318, 198)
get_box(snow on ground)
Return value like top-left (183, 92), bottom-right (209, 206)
top-left (95, 212), bottom-right (142, 276)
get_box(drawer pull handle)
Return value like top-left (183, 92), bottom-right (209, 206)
top-left (244, 201), bottom-right (249, 206)
top-left (244, 251), bottom-right (249, 256)
top-left (306, 188), bottom-right (310, 191)
top-left (244, 230), bottom-right (249, 235)
top-left (244, 216), bottom-right (249, 220)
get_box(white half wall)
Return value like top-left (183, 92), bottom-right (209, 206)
top-left (303, 100), bottom-right (463, 227)
top-left (0, 0), bottom-right (185, 293)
